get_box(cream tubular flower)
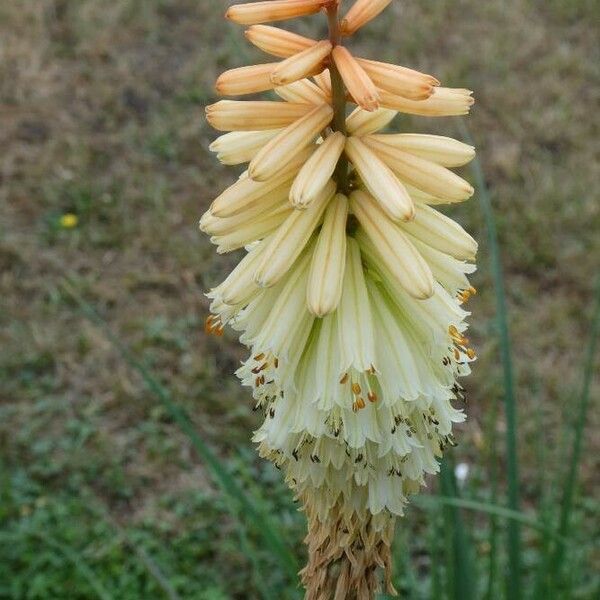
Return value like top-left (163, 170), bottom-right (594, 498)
top-left (290, 131), bottom-right (346, 207)
top-left (345, 106), bottom-right (397, 136)
top-left (211, 146), bottom-right (314, 217)
top-left (270, 40), bottom-right (333, 86)
top-left (215, 63), bottom-right (279, 96)
top-left (344, 136), bottom-right (414, 221)
top-left (226, 0), bottom-right (328, 26)
top-left (361, 134), bottom-right (475, 201)
top-left (203, 3), bottom-right (479, 597)
top-left (212, 205), bottom-right (292, 254)
top-left (366, 133), bottom-right (476, 167)
top-left (332, 46), bottom-right (380, 111)
top-left (356, 57), bottom-right (439, 100)
top-left (209, 129), bottom-right (280, 165)
top-left (248, 103), bottom-right (333, 181)
top-left (205, 100), bottom-right (314, 131)
top-left (312, 68), bottom-right (332, 95)
top-left (245, 25), bottom-right (317, 58)
top-left (379, 86), bottom-right (475, 116)
top-left (398, 203), bottom-right (479, 261)
top-left (341, 0), bottom-right (393, 36)
top-left (275, 79), bottom-right (331, 104)
top-left (253, 180), bottom-right (335, 287)
top-left (306, 193), bottom-right (348, 316)
top-left (350, 189), bottom-right (434, 299)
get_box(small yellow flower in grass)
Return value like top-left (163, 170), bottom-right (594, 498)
top-left (59, 213), bottom-right (78, 229)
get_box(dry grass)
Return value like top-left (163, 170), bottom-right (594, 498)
top-left (0, 0), bottom-right (598, 596)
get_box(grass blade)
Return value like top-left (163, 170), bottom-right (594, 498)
top-left (439, 460), bottom-right (476, 600)
top-left (414, 496), bottom-right (568, 545)
top-left (60, 278), bottom-right (300, 583)
top-left (427, 507), bottom-right (444, 600)
top-left (549, 275), bottom-right (600, 588)
top-left (458, 120), bottom-right (522, 599)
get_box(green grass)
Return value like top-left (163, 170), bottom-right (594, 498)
top-left (1, 0), bottom-right (599, 598)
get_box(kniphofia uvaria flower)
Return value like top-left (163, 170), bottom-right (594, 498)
top-left (203, 1), bottom-right (478, 597)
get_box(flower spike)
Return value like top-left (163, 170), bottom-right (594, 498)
top-left (203, 2), bottom-right (478, 597)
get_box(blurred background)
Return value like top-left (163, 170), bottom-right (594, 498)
top-left (0, 1), bottom-right (598, 599)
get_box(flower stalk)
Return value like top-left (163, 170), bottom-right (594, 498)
top-left (327, 3), bottom-right (349, 194)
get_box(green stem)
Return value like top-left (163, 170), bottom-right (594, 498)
top-left (327, 3), bottom-right (349, 194)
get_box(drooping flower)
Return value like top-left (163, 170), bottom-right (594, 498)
top-left (203, 2), bottom-right (478, 598)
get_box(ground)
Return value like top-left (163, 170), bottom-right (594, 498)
top-left (0, 1), bottom-right (598, 598)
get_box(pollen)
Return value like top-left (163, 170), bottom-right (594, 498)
top-left (204, 314), bottom-right (224, 336)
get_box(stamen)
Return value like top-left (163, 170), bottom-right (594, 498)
top-left (351, 382), bottom-right (362, 395)
top-left (339, 372), bottom-right (349, 384)
top-left (367, 391), bottom-right (377, 403)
